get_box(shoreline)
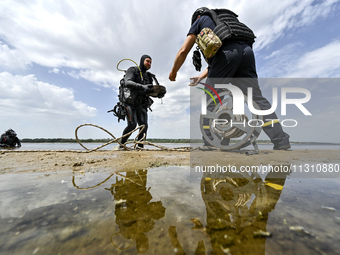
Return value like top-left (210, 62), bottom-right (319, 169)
top-left (1, 149), bottom-right (340, 175)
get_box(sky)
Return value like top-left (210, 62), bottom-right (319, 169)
top-left (0, 0), bottom-right (340, 143)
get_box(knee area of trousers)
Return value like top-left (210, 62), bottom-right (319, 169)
top-left (127, 122), bottom-right (137, 129)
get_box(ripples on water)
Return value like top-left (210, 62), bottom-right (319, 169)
top-left (0, 166), bottom-right (339, 254)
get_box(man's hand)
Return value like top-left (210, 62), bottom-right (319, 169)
top-left (189, 77), bottom-right (200, 86)
top-left (189, 69), bottom-right (208, 86)
top-left (169, 71), bottom-right (177, 81)
top-left (147, 84), bottom-right (154, 93)
top-left (143, 84), bottom-right (154, 93)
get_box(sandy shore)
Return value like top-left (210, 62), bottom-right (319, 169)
top-left (1, 149), bottom-right (339, 174)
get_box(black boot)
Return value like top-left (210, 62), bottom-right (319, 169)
top-left (273, 137), bottom-right (291, 150)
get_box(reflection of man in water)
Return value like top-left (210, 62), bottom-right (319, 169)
top-left (169, 169), bottom-right (290, 254)
top-left (106, 170), bottom-right (165, 253)
top-left (203, 169), bottom-right (290, 254)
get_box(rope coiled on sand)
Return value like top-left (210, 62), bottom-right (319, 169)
top-left (0, 124), bottom-right (194, 153)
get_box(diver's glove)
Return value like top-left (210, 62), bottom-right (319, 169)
top-left (142, 84), bottom-right (154, 93)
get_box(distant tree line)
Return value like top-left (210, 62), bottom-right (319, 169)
top-left (20, 138), bottom-right (205, 143)
top-left (19, 138), bottom-right (340, 145)
top-left (20, 138), bottom-right (283, 144)
top-left (20, 138), bottom-right (111, 143)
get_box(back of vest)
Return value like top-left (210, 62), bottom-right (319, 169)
top-left (206, 9), bottom-right (256, 44)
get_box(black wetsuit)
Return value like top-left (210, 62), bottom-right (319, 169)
top-left (189, 15), bottom-right (290, 147)
top-left (0, 134), bottom-right (21, 148)
top-left (120, 55), bottom-right (154, 147)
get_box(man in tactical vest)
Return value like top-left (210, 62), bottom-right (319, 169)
top-left (0, 129), bottom-right (21, 148)
top-left (117, 55), bottom-right (155, 149)
top-left (169, 7), bottom-right (291, 150)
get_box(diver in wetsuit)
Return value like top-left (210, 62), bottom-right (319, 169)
top-left (119, 55), bottom-right (155, 148)
top-left (0, 129), bottom-right (21, 148)
top-left (107, 170), bottom-right (166, 253)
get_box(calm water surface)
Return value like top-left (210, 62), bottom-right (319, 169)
top-left (15, 142), bottom-right (340, 151)
top-left (0, 166), bottom-right (339, 254)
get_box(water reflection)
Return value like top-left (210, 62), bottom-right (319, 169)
top-left (106, 170), bottom-right (165, 253)
top-left (168, 168), bottom-right (291, 254)
top-left (72, 169), bottom-right (165, 254)
top-left (2, 165), bottom-right (338, 254)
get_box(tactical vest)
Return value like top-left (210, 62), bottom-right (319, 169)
top-left (203, 9), bottom-right (256, 44)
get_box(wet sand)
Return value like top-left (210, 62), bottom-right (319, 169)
top-left (1, 149), bottom-right (339, 174)
top-left (1, 149), bottom-right (340, 255)
top-left (0, 150), bottom-right (191, 174)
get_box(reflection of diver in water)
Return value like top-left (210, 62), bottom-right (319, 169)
top-left (0, 129), bottom-right (21, 148)
top-left (106, 170), bottom-right (166, 253)
top-left (169, 168), bottom-right (290, 254)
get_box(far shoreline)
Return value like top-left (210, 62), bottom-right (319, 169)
top-left (19, 138), bottom-right (340, 146)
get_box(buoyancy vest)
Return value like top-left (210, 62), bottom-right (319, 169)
top-left (118, 67), bottom-right (155, 108)
top-left (203, 9), bottom-right (256, 44)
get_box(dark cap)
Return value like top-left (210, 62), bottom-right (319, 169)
top-left (191, 7), bottom-right (210, 25)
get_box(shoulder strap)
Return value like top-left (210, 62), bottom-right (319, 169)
top-left (146, 72), bottom-right (159, 85)
top-left (201, 9), bottom-right (237, 26)
top-left (211, 8), bottom-right (238, 18)
top-left (201, 9), bottom-right (219, 26)
top-left (203, 8), bottom-right (256, 43)
top-left (125, 66), bottom-right (143, 84)
top-left (134, 66), bottom-right (144, 81)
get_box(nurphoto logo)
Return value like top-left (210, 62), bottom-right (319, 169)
top-left (200, 83), bottom-right (312, 128)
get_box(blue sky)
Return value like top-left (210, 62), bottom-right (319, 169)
top-left (0, 0), bottom-right (340, 142)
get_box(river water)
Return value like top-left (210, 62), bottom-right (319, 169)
top-left (0, 166), bottom-right (339, 254)
top-left (14, 142), bottom-right (340, 151)
top-left (0, 143), bottom-right (340, 254)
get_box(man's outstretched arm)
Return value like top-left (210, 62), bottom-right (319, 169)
top-left (169, 34), bottom-right (196, 81)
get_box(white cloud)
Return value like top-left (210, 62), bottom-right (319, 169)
top-left (0, 41), bottom-right (30, 69)
top-left (78, 69), bottom-right (119, 88)
top-left (259, 42), bottom-right (304, 77)
top-left (1, 0), bottom-right (339, 81)
top-left (49, 68), bottom-right (60, 74)
top-left (0, 0), bottom-right (339, 139)
top-left (246, 0), bottom-right (339, 50)
top-left (67, 70), bottom-right (80, 79)
top-left (0, 72), bottom-right (98, 138)
top-left (0, 72), bottom-right (97, 117)
top-left (260, 40), bottom-right (340, 78)
top-left (286, 41), bottom-right (340, 77)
